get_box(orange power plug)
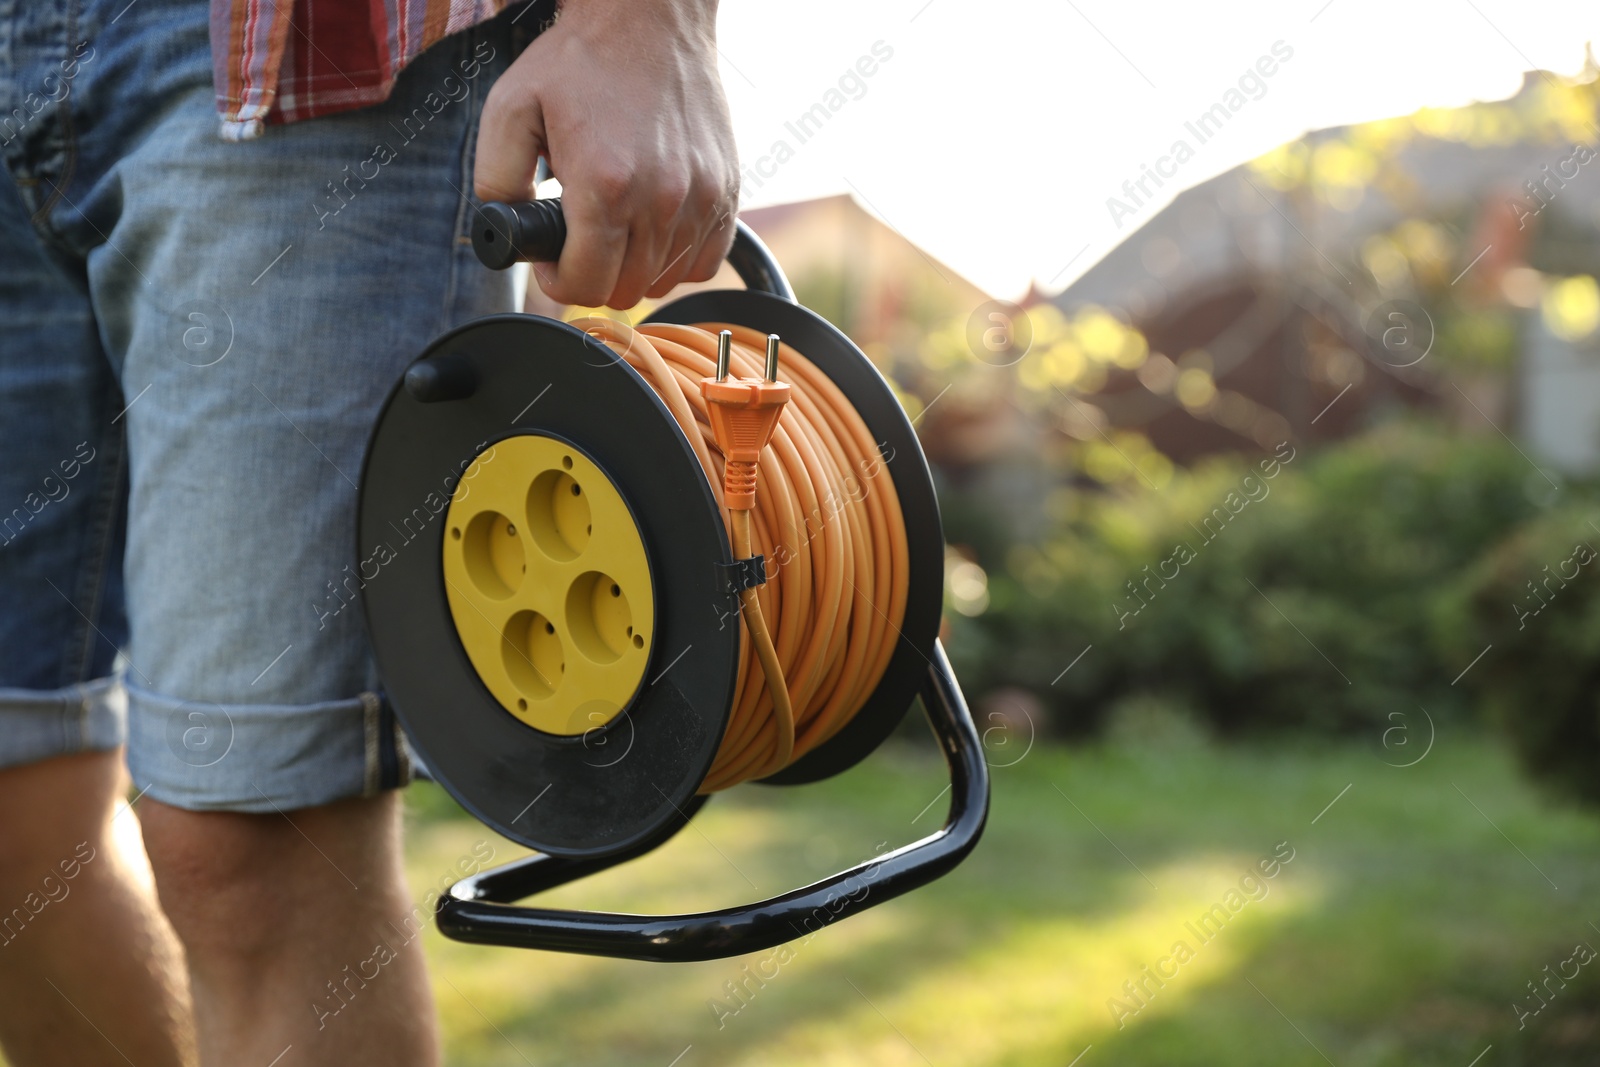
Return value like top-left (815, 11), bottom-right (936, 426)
top-left (700, 331), bottom-right (790, 510)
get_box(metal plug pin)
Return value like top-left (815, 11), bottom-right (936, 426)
top-left (765, 334), bottom-right (780, 383)
top-left (716, 330), bottom-right (732, 382)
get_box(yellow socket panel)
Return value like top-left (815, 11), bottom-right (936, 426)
top-left (442, 435), bottom-right (654, 735)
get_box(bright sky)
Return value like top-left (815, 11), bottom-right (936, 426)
top-left (715, 0), bottom-right (1600, 300)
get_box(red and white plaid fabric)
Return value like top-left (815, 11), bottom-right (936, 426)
top-left (211, 0), bottom-right (514, 141)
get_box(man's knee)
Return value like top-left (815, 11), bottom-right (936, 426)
top-left (139, 793), bottom-right (400, 966)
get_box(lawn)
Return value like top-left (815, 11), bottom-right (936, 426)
top-left (404, 725), bottom-right (1600, 1067)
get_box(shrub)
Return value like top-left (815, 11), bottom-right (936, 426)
top-left (946, 421), bottom-right (1546, 738)
top-left (1435, 503), bottom-right (1600, 806)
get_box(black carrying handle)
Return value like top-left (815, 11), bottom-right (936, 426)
top-left (473, 197), bottom-right (795, 302)
top-left (435, 640), bottom-right (990, 962)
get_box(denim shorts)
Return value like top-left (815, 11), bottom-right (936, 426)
top-left (0, 0), bottom-right (525, 810)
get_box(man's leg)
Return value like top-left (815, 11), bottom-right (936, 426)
top-left (40, 0), bottom-right (523, 1061)
top-left (139, 793), bottom-right (434, 1064)
top-left (0, 51), bottom-right (193, 1058)
top-left (0, 752), bottom-right (194, 1067)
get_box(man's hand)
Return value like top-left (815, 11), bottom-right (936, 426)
top-left (474, 0), bottom-right (739, 310)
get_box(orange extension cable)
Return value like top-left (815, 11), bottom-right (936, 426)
top-left (572, 318), bottom-right (911, 792)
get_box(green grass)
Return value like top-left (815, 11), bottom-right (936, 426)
top-left (405, 729), bottom-right (1600, 1066)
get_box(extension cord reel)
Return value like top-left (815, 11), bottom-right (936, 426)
top-left (357, 196), bottom-right (989, 962)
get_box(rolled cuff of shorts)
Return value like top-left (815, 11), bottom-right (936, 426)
top-left (0, 678), bottom-right (126, 770)
top-left (124, 682), bottom-right (414, 813)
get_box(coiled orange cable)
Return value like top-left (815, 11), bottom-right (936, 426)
top-left (572, 318), bottom-right (911, 791)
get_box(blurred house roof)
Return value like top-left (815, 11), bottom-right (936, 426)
top-left (1038, 72), bottom-right (1600, 461)
top-left (1054, 73), bottom-right (1600, 324)
top-left (740, 193), bottom-right (992, 347)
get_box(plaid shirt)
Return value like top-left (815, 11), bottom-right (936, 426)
top-left (211, 0), bottom-right (523, 141)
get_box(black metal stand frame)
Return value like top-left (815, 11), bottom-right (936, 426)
top-left (435, 641), bottom-right (988, 962)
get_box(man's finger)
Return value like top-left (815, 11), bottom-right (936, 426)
top-left (643, 208), bottom-right (703, 299)
top-left (682, 205), bottom-right (737, 287)
top-left (474, 76), bottom-right (547, 202)
top-left (540, 187), bottom-right (630, 307)
top-left (606, 226), bottom-right (671, 309)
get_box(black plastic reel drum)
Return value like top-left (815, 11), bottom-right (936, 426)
top-left (357, 199), bottom-right (989, 962)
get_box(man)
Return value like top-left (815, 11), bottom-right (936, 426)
top-left (0, 0), bottom-right (737, 1062)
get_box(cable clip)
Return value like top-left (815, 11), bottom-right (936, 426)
top-left (716, 555), bottom-right (768, 594)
